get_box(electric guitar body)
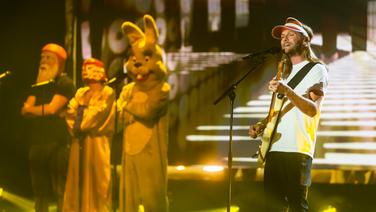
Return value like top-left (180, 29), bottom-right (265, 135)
top-left (258, 54), bottom-right (288, 165)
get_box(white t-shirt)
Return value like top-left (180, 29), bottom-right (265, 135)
top-left (269, 60), bottom-right (329, 158)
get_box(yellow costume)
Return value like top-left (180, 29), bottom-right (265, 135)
top-left (118, 15), bottom-right (170, 212)
top-left (63, 58), bottom-right (115, 212)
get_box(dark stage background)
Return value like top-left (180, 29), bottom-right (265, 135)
top-left (0, 0), bottom-right (374, 211)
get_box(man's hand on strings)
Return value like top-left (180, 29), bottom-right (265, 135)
top-left (268, 78), bottom-right (290, 95)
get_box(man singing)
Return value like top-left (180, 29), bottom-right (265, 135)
top-left (249, 17), bottom-right (329, 211)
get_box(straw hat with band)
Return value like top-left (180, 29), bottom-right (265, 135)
top-left (271, 17), bottom-right (310, 41)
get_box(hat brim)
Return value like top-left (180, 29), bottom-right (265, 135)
top-left (271, 25), bottom-right (306, 40)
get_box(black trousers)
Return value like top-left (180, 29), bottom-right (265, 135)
top-left (29, 142), bottom-right (68, 212)
top-left (264, 151), bottom-right (312, 212)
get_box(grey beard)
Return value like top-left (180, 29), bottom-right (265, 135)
top-left (36, 68), bottom-right (59, 83)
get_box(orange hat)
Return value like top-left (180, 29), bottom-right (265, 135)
top-left (271, 17), bottom-right (309, 40)
top-left (82, 58), bottom-right (104, 69)
top-left (82, 58), bottom-right (107, 82)
top-left (41, 43), bottom-right (67, 60)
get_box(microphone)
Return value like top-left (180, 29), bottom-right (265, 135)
top-left (31, 79), bottom-right (55, 88)
top-left (106, 72), bottom-right (128, 85)
top-left (242, 46), bottom-right (281, 60)
top-left (0, 70), bottom-right (11, 80)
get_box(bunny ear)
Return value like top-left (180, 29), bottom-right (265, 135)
top-left (143, 15), bottom-right (159, 44)
top-left (121, 21), bottom-right (145, 45)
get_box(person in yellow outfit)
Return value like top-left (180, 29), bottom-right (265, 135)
top-left (63, 58), bottom-right (115, 212)
top-left (117, 15), bottom-right (170, 212)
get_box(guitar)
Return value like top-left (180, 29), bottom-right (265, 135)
top-left (257, 54), bottom-right (288, 164)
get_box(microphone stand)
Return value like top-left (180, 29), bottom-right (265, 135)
top-left (111, 83), bottom-right (119, 212)
top-left (213, 56), bottom-right (266, 212)
top-left (106, 74), bottom-right (126, 212)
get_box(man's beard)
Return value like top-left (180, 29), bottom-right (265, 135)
top-left (285, 41), bottom-right (305, 57)
top-left (36, 64), bottom-right (59, 83)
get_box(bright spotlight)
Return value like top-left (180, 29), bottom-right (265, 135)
top-left (321, 205), bottom-right (337, 212)
top-left (202, 165), bottom-right (224, 173)
top-left (0, 187), bottom-right (34, 211)
top-left (176, 165), bottom-right (186, 171)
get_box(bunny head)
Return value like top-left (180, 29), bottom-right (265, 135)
top-left (122, 15), bottom-right (167, 90)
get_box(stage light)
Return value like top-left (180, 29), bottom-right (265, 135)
top-left (139, 204), bottom-right (145, 212)
top-left (196, 125), bottom-right (249, 130)
top-left (0, 187), bottom-right (34, 211)
top-left (225, 111), bottom-right (376, 119)
top-left (230, 205), bottom-right (240, 212)
top-left (234, 106), bottom-right (268, 113)
top-left (247, 98), bottom-right (376, 106)
top-left (246, 100), bottom-right (270, 106)
top-left (321, 120), bottom-right (376, 127)
top-left (325, 153), bottom-right (376, 162)
top-left (320, 205), bottom-right (337, 212)
top-left (236, 105), bottom-right (376, 113)
top-left (186, 135), bottom-right (254, 142)
top-left (324, 142), bottom-right (376, 150)
top-left (176, 165), bottom-right (186, 171)
top-left (202, 165), bottom-right (224, 173)
top-left (318, 130), bottom-right (376, 137)
top-left (196, 205), bottom-right (240, 212)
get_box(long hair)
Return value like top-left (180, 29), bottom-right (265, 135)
top-left (302, 24), bottom-right (321, 63)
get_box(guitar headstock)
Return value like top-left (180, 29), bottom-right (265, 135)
top-left (276, 54), bottom-right (288, 80)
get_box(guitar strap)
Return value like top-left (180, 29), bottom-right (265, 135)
top-left (287, 62), bottom-right (319, 90)
top-left (269, 62), bottom-right (319, 145)
top-left (258, 62), bottom-right (319, 163)
top-left (273, 61), bottom-right (319, 124)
